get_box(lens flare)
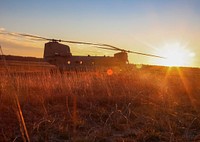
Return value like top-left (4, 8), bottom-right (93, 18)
top-left (154, 42), bottom-right (195, 67)
top-left (107, 69), bottom-right (113, 75)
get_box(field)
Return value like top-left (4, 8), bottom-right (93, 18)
top-left (0, 61), bottom-right (200, 141)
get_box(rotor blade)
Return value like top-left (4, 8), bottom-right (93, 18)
top-left (1, 31), bottom-right (122, 51)
top-left (61, 40), bottom-right (101, 46)
top-left (95, 45), bottom-right (166, 59)
top-left (61, 40), bottom-right (123, 51)
top-left (92, 46), bottom-right (119, 51)
top-left (18, 33), bottom-right (50, 41)
top-left (0, 31), bottom-right (18, 36)
top-left (1, 30), bottom-right (124, 50)
top-left (99, 44), bottom-right (125, 51)
top-left (0, 31), bottom-right (50, 41)
top-left (0, 30), bottom-right (166, 59)
top-left (127, 50), bottom-right (166, 59)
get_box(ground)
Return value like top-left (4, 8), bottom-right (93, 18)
top-left (0, 62), bottom-right (200, 141)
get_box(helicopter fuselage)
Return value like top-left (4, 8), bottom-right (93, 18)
top-left (43, 41), bottom-right (128, 71)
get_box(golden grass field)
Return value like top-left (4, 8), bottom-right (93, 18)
top-left (0, 61), bottom-right (200, 141)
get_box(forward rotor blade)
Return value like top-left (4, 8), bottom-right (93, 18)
top-left (61, 40), bottom-right (123, 51)
top-left (0, 30), bottom-right (166, 59)
top-left (61, 40), bottom-right (101, 46)
top-left (18, 33), bottom-right (50, 41)
top-left (1, 30), bottom-right (125, 50)
top-left (1, 31), bottom-right (121, 51)
top-left (0, 31), bottom-right (18, 36)
top-left (0, 31), bottom-right (50, 41)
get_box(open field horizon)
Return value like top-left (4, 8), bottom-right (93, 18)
top-left (0, 61), bottom-right (200, 141)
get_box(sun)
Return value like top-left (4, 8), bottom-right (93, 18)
top-left (154, 42), bottom-right (195, 67)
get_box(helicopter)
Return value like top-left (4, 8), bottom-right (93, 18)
top-left (0, 31), bottom-right (165, 73)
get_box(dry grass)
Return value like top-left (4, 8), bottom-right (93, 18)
top-left (0, 65), bottom-right (200, 141)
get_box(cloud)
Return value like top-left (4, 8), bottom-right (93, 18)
top-left (0, 27), bottom-right (5, 31)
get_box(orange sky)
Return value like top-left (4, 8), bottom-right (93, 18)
top-left (0, 0), bottom-right (200, 67)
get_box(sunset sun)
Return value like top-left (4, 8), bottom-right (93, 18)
top-left (155, 43), bottom-right (195, 67)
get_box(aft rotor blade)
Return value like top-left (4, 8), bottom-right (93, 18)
top-left (92, 46), bottom-right (119, 51)
top-left (0, 30), bottom-right (166, 59)
top-left (99, 44), bottom-right (125, 51)
top-left (94, 46), bottom-right (166, 59)
top-left (127, 50), bottom-right (166, 59)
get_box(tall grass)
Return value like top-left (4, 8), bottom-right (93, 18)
top-left (0, 66), bottom-right (200, 141)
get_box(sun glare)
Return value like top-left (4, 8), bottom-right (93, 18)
top-left (155, 43), bottom-right (195, 67)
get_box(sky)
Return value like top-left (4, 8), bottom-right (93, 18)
top-left (0, 0), bottom-right (200, 67)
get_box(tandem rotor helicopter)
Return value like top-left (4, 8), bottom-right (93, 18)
top-left (0, 30), bottom-right (165, 73)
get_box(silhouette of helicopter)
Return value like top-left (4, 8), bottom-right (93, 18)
top-left (0, 31), bottom-right (165, 72)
